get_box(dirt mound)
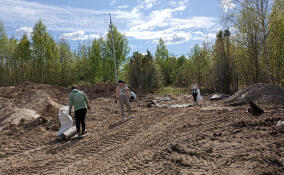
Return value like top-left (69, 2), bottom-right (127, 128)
top-left (0, 97), bottom-right (40, 131)
top-left (0, 82), bottom-right (117, 131)
top-left (225, 83), bottom-right (284, 106)
top-left (79, 82), bottom-right (117, 99)
top-left (0, 82), bottom-right (66, 131)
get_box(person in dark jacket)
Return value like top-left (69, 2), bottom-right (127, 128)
top-left (69, 85), bottom-right (90, 136)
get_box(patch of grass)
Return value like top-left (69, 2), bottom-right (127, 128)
top-left (155, 86), bottom-right (188, 95)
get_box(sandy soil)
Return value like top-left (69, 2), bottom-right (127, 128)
top-left (0, 83), bottom-right (283, 175)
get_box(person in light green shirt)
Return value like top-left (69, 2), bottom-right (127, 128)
top-left (69, 85), bottom-right (90, 136)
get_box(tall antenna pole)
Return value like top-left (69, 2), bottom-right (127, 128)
top-left (109, 13), bottom-right (118, 82)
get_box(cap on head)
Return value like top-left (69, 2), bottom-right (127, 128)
top-left (118, 80), bottom-right (124, 84)
top-left (71, 85), bottom-right (77, 90)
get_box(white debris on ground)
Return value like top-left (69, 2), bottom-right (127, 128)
top-left (276, 120), bottom-right (284, 127)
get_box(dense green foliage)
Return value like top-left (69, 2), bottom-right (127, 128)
top-left (127, 51), bottom-right (159, 92)
top-left (0, 0), bottom-right (283, 93)
top-left (0, 20), bottom-right (129, 86)
top-left (126, 0), bottom-right (283, 93)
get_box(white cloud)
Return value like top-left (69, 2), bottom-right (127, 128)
top-left (126, 30), bottom-right (192, 45)
top-left (220, 0), bottom-right (236, 13)
top-left (116, 8), bottom-right (142, 20)
top-left (165, 33), bottom-right (191, 45)
top-left (193, 31), bottom-right (204, 35)
top-left (134, 0), bottom-right (158, 10)
top-left (118, 5), bottom-right (128, 9)
top-left (207, 33), bottom-right (217, 40)
top-left (144, 0), bottom-right (157, 9)
top-left (16, 27), bottom-right (33, 39)
top-left (110, 0), bottom-right (117, 6)
top-left (124, 15), bottom-right (216, 44)
top-left (192, 32), bottom-right (217, 41)
top-left (0, 0), bottom-right (219, 45)
top-left (0, 0), bottom-right (109, 34)
top-left (59, 31), bottom-right (100, 40)
top-left (115, 0), bottom-right (213, 45)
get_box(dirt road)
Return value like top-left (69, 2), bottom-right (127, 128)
top-left (0, 84), bottom-right (283, 175)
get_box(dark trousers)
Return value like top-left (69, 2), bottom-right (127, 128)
top-left (75, 108), bottom-right (87, 134)
top-left (192, 93), bottom-right (197, 102)
top-left (192, 89), bottom-right (198, 102)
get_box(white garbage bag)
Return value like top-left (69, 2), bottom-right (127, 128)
top-left (160, 97), bottom-right (171, 101)
top-left (197, 89), bottom-right (203, 102)
top-left (130, 91), bottom-right (137, 101)
top-left (56, 106), bottom-right (73, 136)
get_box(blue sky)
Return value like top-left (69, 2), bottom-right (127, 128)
top-left (0, 0), bottom-right (236, 56)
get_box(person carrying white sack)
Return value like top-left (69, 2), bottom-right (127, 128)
top-left (69, 85), bottom-right (91, 137)
top-left (191, 80), bottom-right (202, 105)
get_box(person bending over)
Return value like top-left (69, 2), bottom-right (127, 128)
top-left (69, 85), bottom-right (90, 136)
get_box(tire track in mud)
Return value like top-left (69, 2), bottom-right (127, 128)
top-left (48, 107), bottom-right (176, 174)
top-left (1, 101), bottom-right (119, 174)
top-left (42, 114), bottom-right (145, 174)
top-left (1, 108), bottom-right (224, 175)
top-left (2, 95), bottom-right (283, 174)
top-left (157, 144), bottom-right (216, 174)
top-left (89, 109), bottom-right (220, 174)
top-left (136, 111), bottom-right (231, 174)
top-left (0, 139), bottom-right (47, 159)
top-left (136, 110), bottom-right (232, 175)
top-left (0, 133), bottom-right (57, 175)
top-left (55, 122), bottom-right (152, 173)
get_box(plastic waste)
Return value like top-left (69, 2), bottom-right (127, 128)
top-left (57, 106), bottom-right (73, 136)
top-left (210, 94), bottom-right (221, 101)
top-left (209, 94), bottom-right (230, 101)
top-left (276, 120), bottom-right (284, 127)
top-left (160, 97), bottom-right (171, 101)
top-left (130, 91), bottom-right (137, 101)
top-left (197, 89), bottom-right (203, 102)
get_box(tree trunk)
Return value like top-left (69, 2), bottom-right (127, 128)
top-left (260, 0), bottom-right (273, 83)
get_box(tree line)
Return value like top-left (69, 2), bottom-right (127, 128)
top-left (0, 0), bottom-right (283, 94)
top-left (0, 20), bottom-right (129, 87)
top-left (127, 0), bottom-right (284, 93)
